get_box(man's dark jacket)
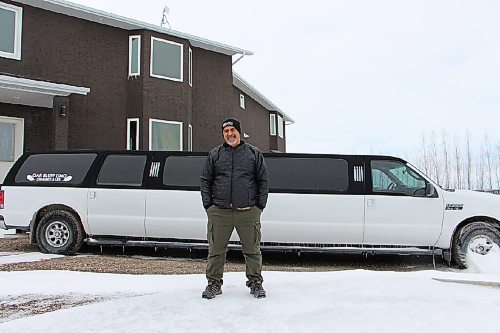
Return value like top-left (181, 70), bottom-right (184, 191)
top-left (200, 141), bottom-right (269, 210)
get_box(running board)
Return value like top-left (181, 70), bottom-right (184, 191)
top-left (86, 238), bottom-right (442, 256)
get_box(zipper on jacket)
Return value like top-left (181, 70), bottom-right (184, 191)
top-left (230, 148), bottom-right (234, 208)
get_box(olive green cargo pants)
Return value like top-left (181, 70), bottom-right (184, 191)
top-left (206, 206), bottom-right (263, 284)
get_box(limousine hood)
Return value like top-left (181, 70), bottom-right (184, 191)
top-left (441, 189), bottom-right (500, 219)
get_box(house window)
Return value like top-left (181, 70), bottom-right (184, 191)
top-left (188, 124), bottom-right (193, 151)
top-left (0, 2), bottom-right (22, 60)
top-left (240, 94), bottom-right (245, 109)
top-left (127, 118), bottom-right (139, 150)
top-left (269, 114), bottom-right (276, 136)
top-left (188, 47), bottom-right (192, 86)
top-left (149, 119), bottom-right (183, 151)
top-left (150, 37), bottom-right (183, 81)
top-left (277, 114), bottom-right (284, 138)
top-left (128, 35), bottom-right (141, 76)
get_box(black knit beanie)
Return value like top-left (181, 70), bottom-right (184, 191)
top-left (221, 118), bottom-right (241, 134)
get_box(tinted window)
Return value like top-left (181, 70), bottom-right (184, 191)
top-left (97, 155), bottom-right (146, 186)
top-left (15, 153), bottom-right (97, 185)
top-left (266, 157), bottom-right (348, 192)
top-left (163, 156), bottom-right (206, 187)
top-left (371, 160), bottom-right (426, 196)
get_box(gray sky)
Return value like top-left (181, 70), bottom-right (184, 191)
top-left (72, 0), bottom-right (500, 157)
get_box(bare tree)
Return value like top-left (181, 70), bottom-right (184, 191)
top-left (419, 131), bottom-right (430, 175)
top-left (429, 131), bottom-right (441, 186)
top-left (496, 143), bottom-right (500, 190)
top-left (413, 130), bottom-right (500, 191)
top-left (482, 133), bottom-right (493, 190)
top-left (441, 130), bottom-right (450, 189)
top-left (453, 134), bottom-right (463, 189)
top-left (466, 130), bottom-right (473, 190)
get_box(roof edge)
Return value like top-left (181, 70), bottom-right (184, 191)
top-left (14, 0), bottom-right (253, 56)
top-left (0, 74), bottom-right (90, 95)
top-left (233, 72), bottom-right (294, 124)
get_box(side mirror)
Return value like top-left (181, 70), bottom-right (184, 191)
top-left (425, 183), bottom-right (435, 197)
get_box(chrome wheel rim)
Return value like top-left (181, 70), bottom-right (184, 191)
top-left (45, 221), bottom-right (70, 248)
top-left (468, 235), bottom-right (494, 255)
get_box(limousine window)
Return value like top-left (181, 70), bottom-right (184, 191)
top-left (97, 155), bottom-right (146, 186)
top-left (163, 155), bottom-right (206, 187)
top-left (371, 159), bottom-right (426, 196)
top-left (14, 153), bottom-right (97, 185)
top-left (266, 157), bottom-right (348, 192)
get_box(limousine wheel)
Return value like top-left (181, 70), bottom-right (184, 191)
top-left (36, 210), bottom-right (85, 255)
top-left (452, 222), bottom-right (500, 268)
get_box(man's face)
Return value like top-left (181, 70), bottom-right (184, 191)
top-left (223, 126), bottom-right (241, 147)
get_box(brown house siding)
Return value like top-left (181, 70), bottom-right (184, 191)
top-left (0, 0), bottom-right (287, 156)
top-left (232, 88), bottom-right (270, 151)
top-left (0, 1), bottom-right (130, 150)
top-left (0, 103), bottom-right (51, 152)
top-left (191, 48), bottom-right (234, 151)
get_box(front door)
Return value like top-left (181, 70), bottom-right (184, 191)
top-left (363, 159), bottom-right (444, 246)
top-left (0, 116), bottom-right (23, 183)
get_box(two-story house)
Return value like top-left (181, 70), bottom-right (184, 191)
top-left (0, 0), bottom-right (294, 182)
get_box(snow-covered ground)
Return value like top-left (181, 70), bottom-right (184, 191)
top-left (1, 247), bottom-right (499, 333)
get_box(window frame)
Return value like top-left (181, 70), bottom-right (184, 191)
top-left (270, 114), bottom-right (276, 136)
top-left (126, 118), bottom-right (140, 150)
top-left (148, 118), bottom-right (183, 151)
top-left (150, 36), bottom-right (183, 82)
top-left (188, 47), bottom-right (192, 87)
top-left (0, 2), bottom-right (23, 60)
top-left (240, 94), bottom-right (245, 109)
top-left (277, 114), bottom-right (284, 138)
top-left (187, 124), bottom-right (193, 151)
top-left (128, 35), bottom-right (141, 76)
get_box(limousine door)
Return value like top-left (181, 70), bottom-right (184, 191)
top-left (145, 156), bottom-right (207, 240)
top-left (86, 155), bottom-right (147, 237)
top-left (363, 159), bottom-right (444, 246)
top-left (261, 157), bottom-right (365, 245)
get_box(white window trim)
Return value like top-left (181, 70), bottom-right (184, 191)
top-left (128, 35), bottom-right (141, 76)
top-left (278, 114), bottom-right (284, 138)
top-left (188, 47), bottom-right (192, 87)
top-left (188, 124), bottom-right (193, 151)
top-left (150, 37), bottom-right (183, 82)
top-left (148, 118), bottom-right (183, 151)
top-left (0, 2), bottom-right (23, 60)
top-left (270, 114), bottom-right (276, 136)
top-left (126, 118), bottom-right (140, 150)
top-left (240, 94), bottom-right (245, 109)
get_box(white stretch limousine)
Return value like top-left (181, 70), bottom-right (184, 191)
top-left (1, 151), bottom-right (499, 267)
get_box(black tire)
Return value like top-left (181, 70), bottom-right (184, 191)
top-left (452, 222), bottom-right (500, 268)
top-left (36, 210), bottom-right (85, 255)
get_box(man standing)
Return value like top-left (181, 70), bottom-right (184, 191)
top-left (200, 118), bottom-right (269, 299)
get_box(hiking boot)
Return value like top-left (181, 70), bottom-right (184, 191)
top-left (246, 280), bottom-right (266, 298)
top-left (202, 280), bottom-right (222, 299)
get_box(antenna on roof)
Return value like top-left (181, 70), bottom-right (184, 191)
top-left (161, 3), bottom-right (172, 29)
